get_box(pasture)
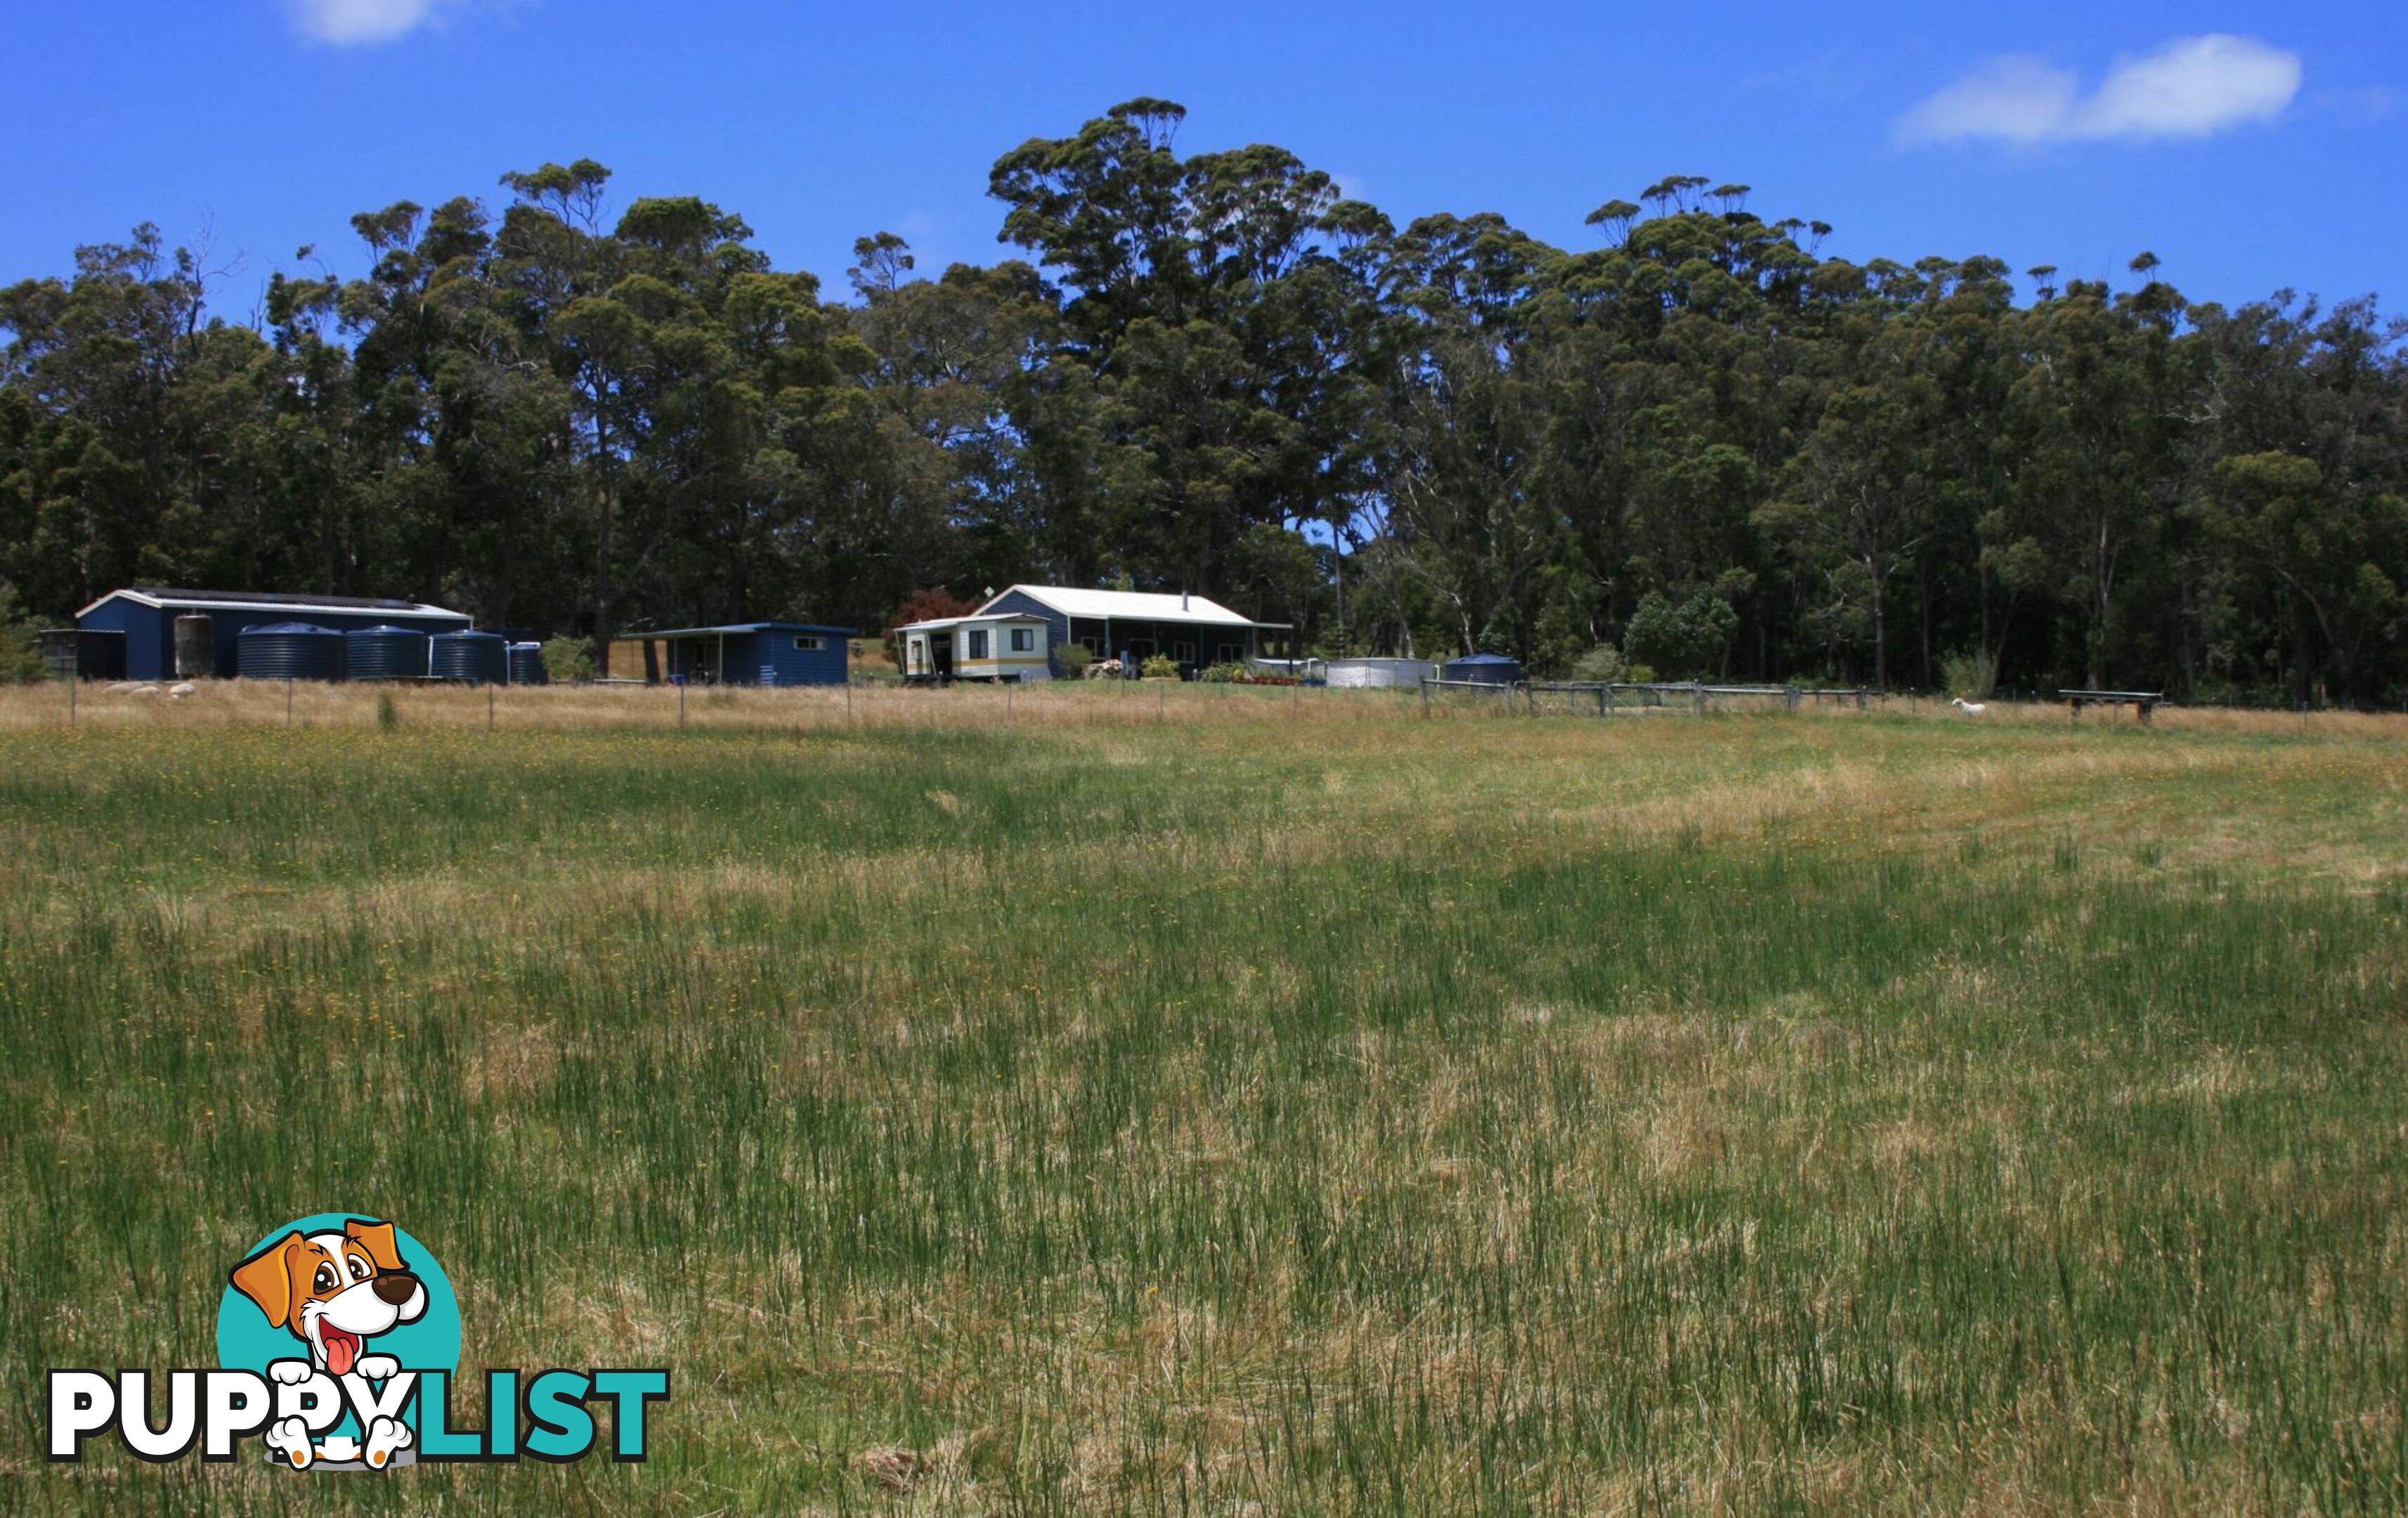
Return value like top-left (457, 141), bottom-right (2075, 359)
top-left (1, 683), bottom-right (2403, 1513)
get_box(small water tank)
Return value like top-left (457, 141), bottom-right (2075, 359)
top-left (344, 625), bottom-right (431, 681)
top-left (1326, 657), bottom-right (1438, 690)
top-left (174, 614), bottom-right (214, 679)
top-left (507, 642), bottom-right (548, 686)
top-left (430, 630), bottom-right (508, 685)
top-left (1442, 653), bottom-right (1525, 686)
top-left (236, 622), bottom-right (345, 681)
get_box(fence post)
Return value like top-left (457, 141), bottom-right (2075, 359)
top-left (1785, 685), bottom-right (1800, 714)
top-left (69, 665), bottom-right (77, 727)
top-left (1693, 680), bottom-right (1705, 714)
top-left (1421, 677), bottom-right (1430, 716)
top-left (286, 678), bottom-right (294, 725)
top-left (488, 683), bottom-right (495, 729)
top-left (678, 680), bottom-right (686, 729)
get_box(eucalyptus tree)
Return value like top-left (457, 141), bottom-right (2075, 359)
top-left (2, 117), bottom-right (2405, 705)
top-left (488, 160), bottom-right (639, 650)
top-left (989, 100), bottom-right (1374, 618)
top-left (2002, 278), bottom-right (2187, 687)
top-left (1370, 211), bottom-right (1557, 657)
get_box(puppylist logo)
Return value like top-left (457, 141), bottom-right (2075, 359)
top-left (48, 1214), bottom-right (668, 1472)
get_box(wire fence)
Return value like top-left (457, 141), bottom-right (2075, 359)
top-left (1423, 678), bottom-right (1872, 717)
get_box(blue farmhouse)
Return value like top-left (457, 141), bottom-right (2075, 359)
top-left (75, 588), bottom-right (471, 681)
top-left (627, 622), bottom-right (857, 687)
top-left (956, 585), bottom-right (1289, 678)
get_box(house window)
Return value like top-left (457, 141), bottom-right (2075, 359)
top-left (1217, 643), bottom-right (1243, 663)
top-left (793, 635), bottom-right (824, 651)
top-left (968, 630), bottom-right (989, 659)
top-left (1009, 627), bottom-right (1034, 652)
top-left (1172, 641), bottom-right (1195, 664)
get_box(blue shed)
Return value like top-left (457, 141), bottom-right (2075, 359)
top-left (75, 588), bottom-right (472, 681)
top-left (627, 623), bottom-right (857, 687)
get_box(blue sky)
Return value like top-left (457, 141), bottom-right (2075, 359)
top-left (4, 1), bottom-right (2400, 314)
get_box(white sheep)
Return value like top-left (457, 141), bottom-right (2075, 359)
top-left (1950, 696), bottom-right (1987, 717)
top-left (169, 682), bottom-right (196, 699)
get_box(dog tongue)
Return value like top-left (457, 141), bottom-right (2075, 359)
top-left (327, 1333), bottom-right (358, 1377)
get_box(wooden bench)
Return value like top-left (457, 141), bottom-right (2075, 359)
top-left (2060, 689), bottom-right (2163, 724)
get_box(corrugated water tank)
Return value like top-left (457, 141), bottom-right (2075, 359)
top-left (1326, 657), bottom-right (1438, 690)
top-left (1441, 653), bottom-right (1525, 685)
top-left (344, 625), bottom-right (431, 680)
top-left (236, 622), bottom-right (345, 681)
top-left (507, 642), bottom-right (547, 686)
top-left (174, 614), bottom-right (214, 679)
top-left (430, 630), bottom-right (508, 685)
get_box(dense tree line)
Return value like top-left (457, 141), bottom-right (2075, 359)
top-left (4, 100), bottom-right (2404, 702)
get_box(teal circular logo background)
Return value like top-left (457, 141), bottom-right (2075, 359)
top-left (215, 1214), bottom-right (462, 1436)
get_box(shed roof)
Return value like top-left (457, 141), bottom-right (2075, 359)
top-left (632, 621), bottom-right (857, 639)
top-left (975, 585), bottom-right (1262, 627)
top-left (79, 587), bottom-right (469, 621)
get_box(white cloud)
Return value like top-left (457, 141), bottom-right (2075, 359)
top-left (285, 0), bottom-right (445, 45)
top-left (1898, 55), bottom-right (2081, 145)
top-left (1898, 34), bottom-right (2302, 147)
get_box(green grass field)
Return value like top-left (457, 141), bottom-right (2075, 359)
top-left (2, 687), bottom-right (2404, 1512)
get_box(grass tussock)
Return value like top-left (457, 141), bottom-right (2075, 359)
top-left (0, 688), bottom-right (2403, 1512)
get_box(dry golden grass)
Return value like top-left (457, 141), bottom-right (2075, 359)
top-left (20, 673), bottom-right (2404, 738)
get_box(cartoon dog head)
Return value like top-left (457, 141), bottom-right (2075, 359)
top-left (229, 1219), bottom-right (427, 1377)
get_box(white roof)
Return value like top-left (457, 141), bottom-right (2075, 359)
top-left (980, 585), bottom-right (1257, 627)
top-left (77, 588), bottom-right (468, 621)
top-left (894, 611), bottom-right (1050, 632)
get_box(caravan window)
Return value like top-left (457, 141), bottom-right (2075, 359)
top-left (968, 630), bottom-right (989, 659)
top-left (793, 635), bottom-right (824, 651)
top-left (1009, 627), bottom-right (1034, 652)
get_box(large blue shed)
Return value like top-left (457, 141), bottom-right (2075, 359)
top-left (75, 588), bottom-right (472, 681)
top-left (628, 622), bottom-right (857, 687)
